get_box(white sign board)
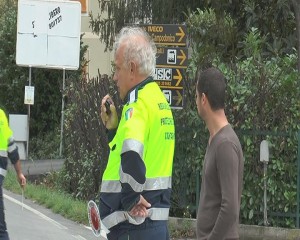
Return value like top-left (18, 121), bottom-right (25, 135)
top-left (9, 114), bottom-right (28, 142)
top-left (16, 0), bottom-right (81, 70)
top-left (24, 86), bottom-right (35, 105)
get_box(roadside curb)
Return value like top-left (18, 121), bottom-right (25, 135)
top-left (169, 217), bottom-right (300, 239)
top-left (8, 159), bottom-right (64, 175)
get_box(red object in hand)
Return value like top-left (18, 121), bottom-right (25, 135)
top-left (91, 206), bottom-right (100, 230)
top-left (87, 200), bottom-right (102, 237)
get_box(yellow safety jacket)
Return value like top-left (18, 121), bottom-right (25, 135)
top-left (0, 109), bottom-right (19, 176)
top-left (99, 77), bottom-right (175, 230)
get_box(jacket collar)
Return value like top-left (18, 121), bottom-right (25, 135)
top-left (125, 76), bottom-right (153, 104)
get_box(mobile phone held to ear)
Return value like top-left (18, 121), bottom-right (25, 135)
top-left (105, 100), bottom-right (111, 115)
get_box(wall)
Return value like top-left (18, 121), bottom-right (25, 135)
top-left (77, 0), bottom-right (113, 78)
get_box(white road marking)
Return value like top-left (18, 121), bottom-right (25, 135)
top-left (84, 225), bottom-right (108, 239)
top-left (4, 194), bottom-right (68, 230)
top-left (84, 225), bottom-right (92, 230)
top-left (72, 235), bottom-right (87, 240)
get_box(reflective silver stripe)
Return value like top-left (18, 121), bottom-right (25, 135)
top-left (101, 180), bottom-right (121, 193)
top-left (8, 142), bottom-right (17, 153)
top-left (101, 176), bottom-right (172, 192)
top-left (0, 150), bottom-right (7, 157)
top-left (120, 166), bottom-right (144, 192)
top-left (121, 139), bottom-right (143, 158)
top-left (102, 208), bottom-right (169, 229)
top-left (144, 177), bottom-right (172, 190)
top-left (0, 168), bottom-right (7, 177)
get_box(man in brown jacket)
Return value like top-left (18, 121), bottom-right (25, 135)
top-left (195, 67), bottom-right (244, 240)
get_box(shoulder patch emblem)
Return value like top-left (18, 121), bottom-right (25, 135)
top-left (125, 108), bottom-right (134, 121)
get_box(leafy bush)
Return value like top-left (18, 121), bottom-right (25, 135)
top-left (170, 9), bottom-right (300, 229)
top-left (219, 48), bottom-right (300, 227)
top-left (29, 129), bottom-right (60, 160)
top-left (61, 73), bottom-right (121, 200)
top-left (24, 5), bottom-right (299, 230)
top-left (0, 1), bottom-right (74, 138)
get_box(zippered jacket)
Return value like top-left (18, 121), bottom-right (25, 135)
top-left (100, 77), bottom-right (175, 230)
top-left (0, 109), bottom-right (20, 176)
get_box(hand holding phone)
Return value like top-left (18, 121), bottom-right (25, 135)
top-left (101, 96), bottom-right (118, 129)
top-left (105, 100), bottom-right (111, 115)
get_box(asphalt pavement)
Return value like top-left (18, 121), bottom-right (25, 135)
top-left (3, 189), bottom-right (106, 240)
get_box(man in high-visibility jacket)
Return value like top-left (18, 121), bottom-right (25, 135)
top-left (0, 108), bottom-right (26, 239)
top-left (99, 27), bottom-right (175, 240)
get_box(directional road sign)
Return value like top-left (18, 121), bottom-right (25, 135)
top-left (156, 47), bottom-right (188, 68)
top-left (140, 23), bottom-right (187, 108)
top-left (140, 24), bottom-right (187, 46)
top-left (154, 68), bottom-right (184, 87)
top-left (154, 67), bottom-right (184, 108)
top-left (161, 89), bottom-right (183, 109)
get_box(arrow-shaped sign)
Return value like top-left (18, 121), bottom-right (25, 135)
top-left (140, 24), bottom-right (187, 46)
top-left (154, 68), bottom-right (184, 87)
top-left (173, 90), bottom-right (183, 106)
top-left (177, 49), bottom-right (186, 66)
top-left (162, 89), bottom-right (183, 109)
top-left (176, 27), bottom-right (185, 43)
top-left (174, 69), bottom-right (182, 86)
top-left (156, 47), bottom-right (188, 68)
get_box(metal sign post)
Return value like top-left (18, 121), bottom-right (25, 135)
top-left (59, 68), bottom-right (65, 157)
top-left (26, 66), bottom-right (32, 160)
top-left (260, 140), bottom-right (269, 226)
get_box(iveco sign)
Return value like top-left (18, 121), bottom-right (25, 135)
top-left (140, 24), bottom-right (187, 46)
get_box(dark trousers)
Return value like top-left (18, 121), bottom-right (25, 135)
top-left (0, 176), bottom-right (9, 240)
top-left (110, 220), bottom-right (169, 240)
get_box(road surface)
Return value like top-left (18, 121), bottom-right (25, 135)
top-left (4, 189), bottom-right (106, 240)
top-left (4, 189), bottom-right (197, 240)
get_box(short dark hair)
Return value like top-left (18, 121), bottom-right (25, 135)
top-left (196, 67), bottom-right (226, 111)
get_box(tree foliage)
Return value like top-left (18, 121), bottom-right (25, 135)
top-left (61, 73), bottom-right (122, 199)
top-left (173, 8), bottom-right (300, 228)
top-left (0, 0), bottom-right (89, 163)
top-left (292, 0), bottom-right (300, 70)
top-left (86, 0), bottom-right (300, 227)
top-left (221, 52), bottom-right (300, 227)
top-left (0, 1), bottom-right (63, 138)
top-left (0, 0), bottom-right (27, 113)
top-left (89, 0), bottom-right (298, 59)
top-left (89, 0), bottom-right (200, 50)
top-left (1, 0), bottom-right (296, 229)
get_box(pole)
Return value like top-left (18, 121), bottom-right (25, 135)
top-left (26, 66), bottom-right (32, 160)
top-left (59, 68), bottom-right (66, 157)
top-left (260, 140), bottom-right (269, 226)
top-left (297, 131), bottom-right (300, 228)
top-left (263, 162), bottom-right (268, 226)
